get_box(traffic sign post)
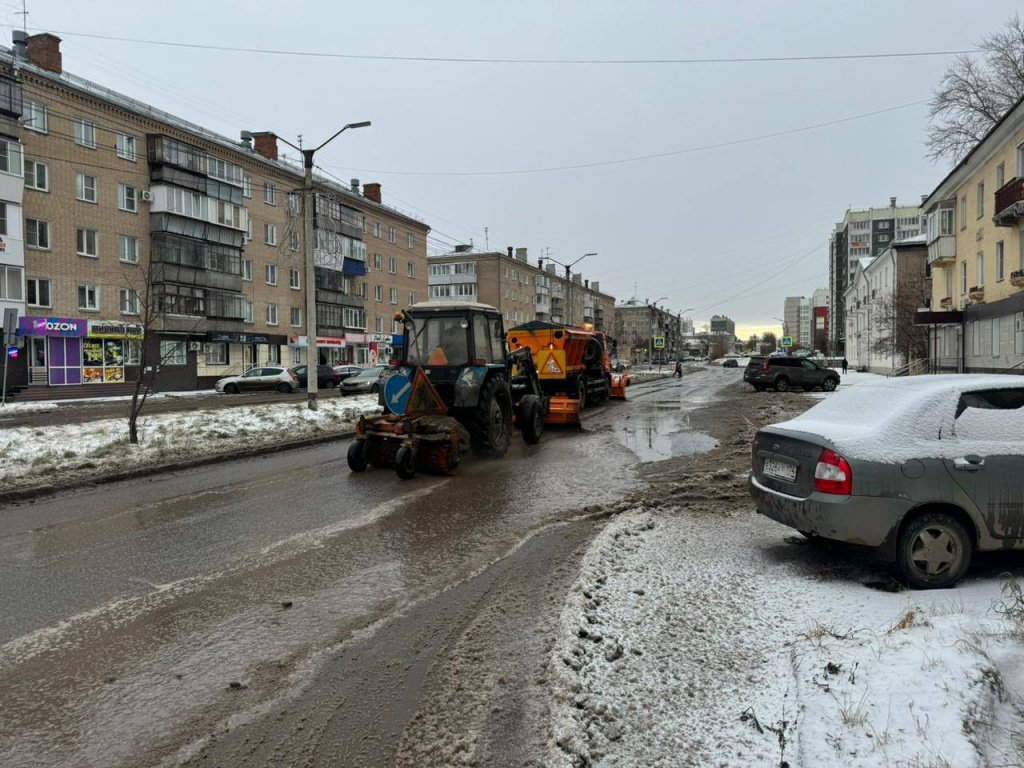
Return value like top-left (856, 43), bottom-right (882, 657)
top-left (781, 336), bottom-right (793, 348)
top-left (384, 372), bottom-right (412, 415)
top-left (1, 307), bottom-right (17, 407)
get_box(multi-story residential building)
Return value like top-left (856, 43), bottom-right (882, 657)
top-left (0, 74), bottom-right (24, 351)
top-left (828, 198), bottom-right (922, 355)
top-left (427, 246), bottom-right (614, 334)
top-left (783, 290), bottom-right (829, 351)
top-left (783, 297), bottom-right (804, 347)
top-left (918, 96), bottom-right (1024, 373)
top-left (2, 32), bottom-right (429, 395)
top-left (614, 299), bottom-right (684, 363)
top-left (844, 238), bottom-right (928, 373)
top-left (709, 314), bottom-right (735, 338)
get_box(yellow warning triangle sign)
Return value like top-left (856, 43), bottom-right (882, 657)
top-left (537, 349), bottom-right (567, 379)
top-left (405, 367), bottom-right (448, 416)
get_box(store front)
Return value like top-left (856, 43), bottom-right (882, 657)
top-left (17, 316), bottom-right (143, 387)
top-left (287, 334), bottom-right (346, 366)
top-left (196, 331), bottom-right (287, 387)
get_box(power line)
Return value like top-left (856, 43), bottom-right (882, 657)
top-left (322, 100), bottom-right (929, 177)
top-left (26, 28), bottom-right (975, 66)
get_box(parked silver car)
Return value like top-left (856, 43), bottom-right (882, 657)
top-left (340, 365), bottom-right (390, 395)
top-left (215, 366), bottom-right (297, 394)
top-left (749, 376), bottom-right (1024, 589)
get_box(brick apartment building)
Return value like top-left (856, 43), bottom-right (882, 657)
top-left (427, 246), bottom-right (615, 333)
top-left (613, 299), bottom-right (684, 362)
top-left (0, 32), bottom-right (429, 397)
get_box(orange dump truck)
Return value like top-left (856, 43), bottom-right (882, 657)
top-left (507, 321), bottom-right (628, 425)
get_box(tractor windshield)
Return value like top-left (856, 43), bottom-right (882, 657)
top-left (405, 316), bottom-right (470, 367)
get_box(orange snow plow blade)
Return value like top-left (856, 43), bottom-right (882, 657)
top-left (610, 374), bottom-right (629, 400)
top-left (545, 396), bottom-right (582, 426)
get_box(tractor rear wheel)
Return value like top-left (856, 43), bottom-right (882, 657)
top-left (519, 394), bottom-right (544, 445)
top-left (472, 376), bottom-right (512, 457)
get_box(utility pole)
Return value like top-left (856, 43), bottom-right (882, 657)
top-left (278, 121), bottom-right (371, 411)
top-left (547, 252), bottom-right (596, 327)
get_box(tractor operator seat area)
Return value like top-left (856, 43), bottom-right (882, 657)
top-left (406, 316), bottom-right (470, 368)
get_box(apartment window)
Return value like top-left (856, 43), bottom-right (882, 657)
top-left (120, 288), bottom-right (139, 315)
top-left (76, 228), bottom-right (98, 258)
top-left (264, 182), bottom-right (276, 205)
top-left (375, 316), bottom-right (384, 333)
top-left (242, 176), bottom-right (252, 198)
top-left (375, 285), bottom-right (383, 301)
top-left (78, 282), bottom-right (99, 311)
top-left (118, 183), bottom-right (138, 212)
top-left (374, 253), bottom-right (382, 270)
top-left (217, 201), bottom-right (242, 228)
top-left (374, 222), bottom-right (381, 238)
top-left (993, 316), bottom-right (1001, 357)
top-left (977, 251), bottom-right (984, 287)
top-left (265, 264), bottom-right (278, 285)
top-left (290, 307), bottom-right (302, 327)
top-left (409, 291), bottom-right (415, 306)
top-left (289, 231), bottom-right (299, 252)
top-left (23, 99), bottom-right (47, 133)
top-left (119, 235), bottom-right (139, 264)
top-left (266, 303), bottom-right (279, 325)
top-left (242, 259), bottom-right (253, 281)
top-left (877, 234), bottom-right (890, 243)
top-left (960, 195), bottom-right (967, 229)
top-left (265, 224), bottom-right (278, 245)
top-left (997, 162), bottom-right (1006, 189)
top-left (388, 227), bottom-right (396, 243)
top-left (76, 173), bottom-right (97, 203)
top-left (389, 257), bottom-right (397, 274)
top-left (245, 218), bottom-right (253, 241)
top-left (876, 221), bottom-right (890, 230)
top-left (977, 182), bottom-right (985, 219)
top-left (940, 208), bottom-right (954, 235)
top-left (389, 287), bottom-right (398, 304)
top-left (27, 277), bottom-right (51, 307)
top-left (0, 138), bottom-right (22, 176)
top-left (206, 343), bottom-right (228, 365)
top-left (116, 134), bottom-right (137, 162)
top-left (167, 187), bottom-right (207, 219)
top-left (73, 119), bottom-right (97, 148)
top-left (408, 233), bottom-right (415, 249)
top-left (407, 262), bottom-right (415, 278)
top-left (239, 299), bottom-right (253, 325)
top-left (997, 241), bottom-right (1005, 282)
top-left (961, 260), bottom-right (968, 294)
top-left (161, 341), bottom-right (186, 366)
top-left (25, 219), bottom-right (49, 249)
top-left (25, 159), bottom-right (48, 191)
top-left (360, 282), bottom-right (368, 299)
top-left (0, 265), bottom-right (22, 301)
top-left (287, 192), bottom-right (300, 216)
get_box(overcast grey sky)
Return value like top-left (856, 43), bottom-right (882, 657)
top-left (12, 0), bottom-right (1022, 337)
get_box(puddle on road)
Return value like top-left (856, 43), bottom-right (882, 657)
top-left (618, 415), bottom-right (718, 463)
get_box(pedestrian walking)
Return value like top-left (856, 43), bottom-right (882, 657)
top-left (674, 360), bottom-right (682, 378)
top-left (841, 357), bottom-right (849, 374)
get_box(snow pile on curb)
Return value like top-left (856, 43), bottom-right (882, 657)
top-left (0, 395), bottom-right (381, 490)
top-left (793, 597), bottom-right (1024, 767)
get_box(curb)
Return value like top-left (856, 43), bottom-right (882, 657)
top-left (0, 429), bottom-right (357, 506)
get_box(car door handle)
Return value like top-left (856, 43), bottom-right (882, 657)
top-left (954, 456), bottom-right (986, 471)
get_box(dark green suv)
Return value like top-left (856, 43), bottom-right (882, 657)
top-left (744, 356), bottom-right (840, 393)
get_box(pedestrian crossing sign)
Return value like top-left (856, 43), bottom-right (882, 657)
top-left (653, 336), bottom-right (666, 349)
top-left (536, 348), bottom-right (567, 379)
top-left (781, 336), bottom-right (793, 348)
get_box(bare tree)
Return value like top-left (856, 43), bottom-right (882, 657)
top-left (746, 333), bottom-right (760, 351)
top-left (761, 331), bottom-right (778, 350)
top-left (927, 14), bottom-right (1024, 163)
top-left (709, 336), bottom-right (729, 360)
top-left (869, 283), bottom-right (930, 366)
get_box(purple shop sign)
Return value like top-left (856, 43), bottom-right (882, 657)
top-left (17, 316), bottom-right (89, 338)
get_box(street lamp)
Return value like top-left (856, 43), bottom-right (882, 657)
top-left (545, 252), bottom-right (596, 326)
top-left (278, 121), bottom-right (371, 411)
top-left (773, 316), bottom-right (789, 354)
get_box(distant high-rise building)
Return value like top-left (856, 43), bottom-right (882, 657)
top-left (828, 198), bottom-right (922, 354)
top-left (709, 315), bottom-right (735, 337)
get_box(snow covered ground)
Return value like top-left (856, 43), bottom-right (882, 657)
top-left (547, 507), bottom-right (1024, 768)
top-left (0, 395), bottom-right (381, 491)
top-left (0, 388), bottom-right (219, 413)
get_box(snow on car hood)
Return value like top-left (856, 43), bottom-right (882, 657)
top-left (769, 375), bottom-right (1024, 463)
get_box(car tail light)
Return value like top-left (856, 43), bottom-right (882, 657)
top-left (289, 371), bottom-right (297, 380)
top-left (761, 358), bottom-right (770, 371)
top-left (814, 448), bottom-right (852, 495)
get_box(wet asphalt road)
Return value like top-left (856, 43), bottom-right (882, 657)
top-left (0, 366), bottom-right (740, 768)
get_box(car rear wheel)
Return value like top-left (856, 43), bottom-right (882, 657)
top-left (774, 377), bottom-right (790, 392)
top-left (224, 383), bottom-right (239, 394)
top-left (324, 380), bottom-right (338, 389)
top-left (822, 377), bottom-right (838, 392)
top-left (370, 383), bottom-right (379, 394)
top-left (278, 383), bottom-right (293, 393)
top-left (897, 513), bottom-right (972, 589)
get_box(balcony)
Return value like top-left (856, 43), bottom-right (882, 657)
top-left (1011, 269), bottom-right (1024, 288)
top-left (927, 234), bottom-right (956, 267)
top-left (968, 285), bottom-right (985, 301)
top-left (994, 178), bottom-right (1024, 226)
top-left (940, 296), bottom-right (953, 309)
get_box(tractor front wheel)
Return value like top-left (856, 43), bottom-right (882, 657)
top-left (519, 394), bottom-right (544, 445)
top-left (472, 377), bottom-right (513, 458)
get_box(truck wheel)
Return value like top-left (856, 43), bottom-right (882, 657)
top-left (395, 445), bottom-right (417, 480)
top-left (347, 440), bottom-right (369, 472)
top-left (519, 395), bottom-right (544, 445)
top-left (472, 376), bottom-right (512, 457)
top-left (897, 513), bottom-right (972, 589)
top-left (575, 376), bottom-right (587, 409)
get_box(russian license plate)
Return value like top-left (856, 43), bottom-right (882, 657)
top-left (763, 458), bottom-right (797, 482)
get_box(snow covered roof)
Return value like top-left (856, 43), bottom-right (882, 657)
top-left (767, 375), bottom-right (1024, 462)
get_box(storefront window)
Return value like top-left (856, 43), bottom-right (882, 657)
top-left (83, 338), bottom-right (125, 383)
top-left (161, 341), bottom-right (186, 366)
top-left (48, 338), bottom-right (82, 385)
top-left (125, 340), bottom-right (141, 366)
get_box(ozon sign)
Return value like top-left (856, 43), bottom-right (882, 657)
top-left (17, 316), bottom-right (89, 338)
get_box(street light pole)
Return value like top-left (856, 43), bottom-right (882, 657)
top-left (772, 316), bottom-right (788, 355)
top-left (546, 252), bottom-right (596, 326)
top-left (650, 296), bottom-right (667, 368)
top-left (278, 121), bottom-right (370, 411)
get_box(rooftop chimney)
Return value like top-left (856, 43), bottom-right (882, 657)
top-left (537, 259), bottom-right (544, 271)
top-left (12, 30), bottom-right (27, 60)
top-left (363, 183), bottom-right (382, 204)
top-left (507, 246), bottom-right (513, 258)
top-left (921, 194), bottom-right (928, 204)
top-left (890, 196), bottom-right (897, 208)
top-left (239, 131), bottom-right (254, 150)
top-left (251, 132), bottom-right (278, 161)
top-left (26, 33), bottom-right (62, 74)
top-left (592, 281), bottom-right (599, 292)
top-left (515, 247), bottom-right (528, 262)
top-left (585, 279), bottom-right (590, 289)
top-left (350, 178), bottom-right (361, 194)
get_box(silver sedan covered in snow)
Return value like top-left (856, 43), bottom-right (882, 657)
top-left (749, 375), bottom-right (1024, 589)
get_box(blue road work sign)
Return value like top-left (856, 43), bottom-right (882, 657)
top-left (781, 336), bottom-right (794, 348)
top-left (384, 372), bottom-right (412, 415)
